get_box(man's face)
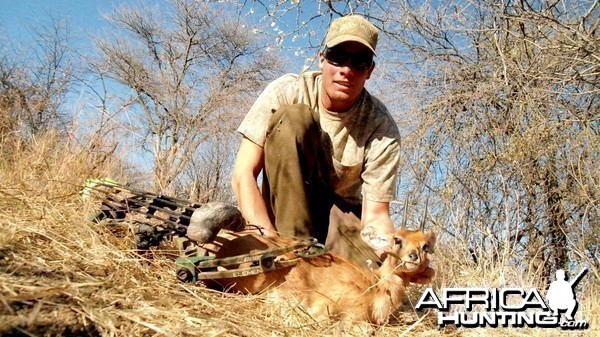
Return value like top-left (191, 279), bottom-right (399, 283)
top-left (319, 41), bottom-right (375, 112)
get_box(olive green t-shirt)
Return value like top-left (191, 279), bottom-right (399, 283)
top-left (237, 71), bottom-right (400, 204)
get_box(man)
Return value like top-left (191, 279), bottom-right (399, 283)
top-left (231, 15), bottom-right (400, 265)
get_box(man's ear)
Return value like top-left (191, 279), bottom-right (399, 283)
top-left (318, 51), bottom-right (325, 70)
top-left (366, 61), bottom-right (375, 79)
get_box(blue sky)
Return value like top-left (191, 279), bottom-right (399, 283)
top-left (1, 0), bottom-right (137, 37)
top-left (0, 0), bottom-right (330, 71)
top-left (0, 0), bottom-right (159, 56)
top-left (0, 0), bottom-right (335, 172)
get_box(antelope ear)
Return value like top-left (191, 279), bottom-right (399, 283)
top-left (392, 235), bottom-right (402, 248)
top-left (425, 231), bottom-right (436, 253)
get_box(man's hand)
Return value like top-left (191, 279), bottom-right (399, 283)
top-left (360, 226), bottom-right (388, 249)
top-left (360, 225), bottom-right (390, 259)
top-left (247, 225), bottom-right (279, 238)
top-left (360, 198), bottom-right (395, 259)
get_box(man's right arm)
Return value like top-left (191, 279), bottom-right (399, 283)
top-left (231, 137), bottom-right (278, 237)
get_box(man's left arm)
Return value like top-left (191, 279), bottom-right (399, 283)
top-left (360, 111), bottom-right (401, 255)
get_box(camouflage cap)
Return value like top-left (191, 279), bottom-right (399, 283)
top-left (325, 15), bottom-right (378, 55)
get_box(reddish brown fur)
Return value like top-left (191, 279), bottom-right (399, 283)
top-left (200, 227), bottom-right (436, 324)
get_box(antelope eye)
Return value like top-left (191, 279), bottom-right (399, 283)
top-left (393, 236), bottom-right (402, 247)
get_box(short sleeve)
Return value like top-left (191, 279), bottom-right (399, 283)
top-left (237, 74), bottom-right (298, 146)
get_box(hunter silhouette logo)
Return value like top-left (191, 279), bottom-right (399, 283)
top-left (416, 267), bottom-right (589, 330)
top-left (546, 269), bottom-right (582, 321)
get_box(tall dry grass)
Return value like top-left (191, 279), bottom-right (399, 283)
top-left (0, 132), bottom-right (598, 336)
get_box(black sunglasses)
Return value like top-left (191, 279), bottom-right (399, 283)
top-left (323, 46), bottom-right (374, 71)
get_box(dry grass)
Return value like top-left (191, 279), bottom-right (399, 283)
top-left (0, 132), bottom-right (598, 336)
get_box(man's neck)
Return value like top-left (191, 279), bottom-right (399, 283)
top-left (319, 89), bottom-right (362, 113)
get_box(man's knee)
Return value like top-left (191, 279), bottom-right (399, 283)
top-left (325, 202), bottom-right (378, 267)
top-left (267, 104), bottom-right (319, 142)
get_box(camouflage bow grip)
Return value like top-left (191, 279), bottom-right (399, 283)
top-left (175, 239), bottom-right (326, 283)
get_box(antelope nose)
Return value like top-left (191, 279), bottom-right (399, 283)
top-left (409, 251), bottom-right (419, 261)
